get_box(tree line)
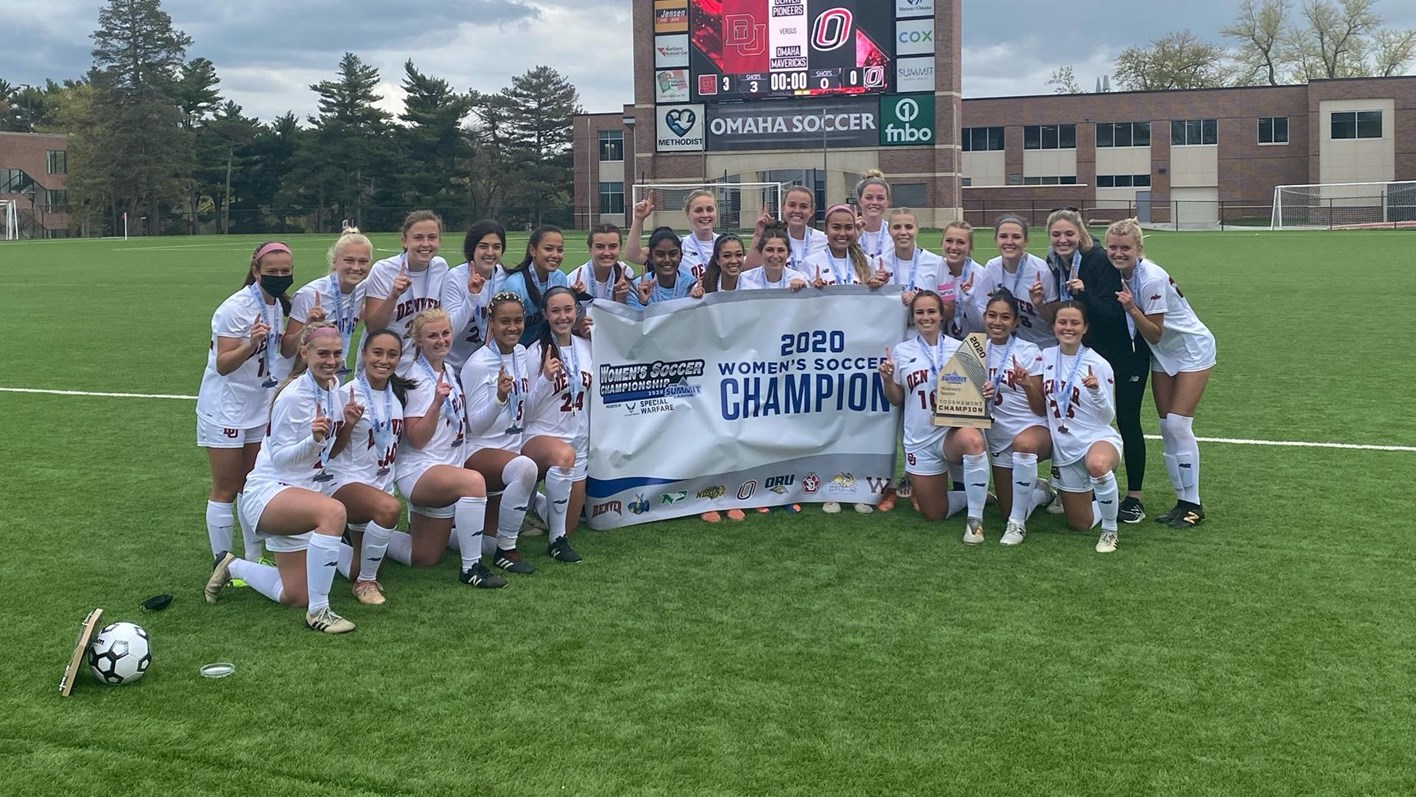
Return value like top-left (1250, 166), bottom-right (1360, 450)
top-left (1047, 0), bottom-right (1414, 93)
top-left (0, 0), bottom-right (582, 236)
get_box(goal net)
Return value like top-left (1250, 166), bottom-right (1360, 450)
top-left (1, 200), bottom-right (16, 240)
top-left (631, 182), bottom-right (787, 231)
top-left (1271, 181), bottom-right (1416, 230)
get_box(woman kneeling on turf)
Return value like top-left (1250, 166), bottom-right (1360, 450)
top-left (204, 323), bottom-right (363, 634)
top-left (878, 291), bottom-right (993, 543)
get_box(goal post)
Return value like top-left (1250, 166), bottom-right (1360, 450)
top-left (1, 199), bottom-right (16, 240)
top-left (1271, 181), bottom-right (1416, 230)
top-left (631, 182), bottom-right (788, 231)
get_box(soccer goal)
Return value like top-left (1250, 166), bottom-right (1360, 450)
top-left (1271, 181), bottom-right (1416, 230)
top-left (1, 199), bottom-right (17, 240)
top-left (631, 182), bottom-right (787, 231)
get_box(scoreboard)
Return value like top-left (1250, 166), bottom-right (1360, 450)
top-left (687, 0), bottom-right (895, 102)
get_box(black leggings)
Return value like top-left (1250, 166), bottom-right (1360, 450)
top-left (1114, 363), bottom-right (1150, 493)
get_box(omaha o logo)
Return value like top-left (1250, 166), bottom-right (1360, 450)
top-left (812, 8), bottom-right (853, 51)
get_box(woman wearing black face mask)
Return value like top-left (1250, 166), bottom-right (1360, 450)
top-left (196, 241), bottom-right (297, 571)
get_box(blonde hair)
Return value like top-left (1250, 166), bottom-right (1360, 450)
top-left (683, 189), bottom-right (717, 212)
top-left (887, 207), bottom-right (918, 225)
top-left (408, 308), bottom-right (452, 347)
top-left (279, 322), bottom-right (342, 393)
top-left (327, 227), bottom-right (373, 271)
top-left (942, 220), bottom-right (974, 249)
top-left (855, 169), bottom-right (892, 201)
top-left (1046, 209), bottom-right (1094, 252)
top-left (1106, 218), bottom-right (1145, 250)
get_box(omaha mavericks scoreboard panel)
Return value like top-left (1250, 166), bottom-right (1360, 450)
top-left (689, 0), bottom-right (895, 101)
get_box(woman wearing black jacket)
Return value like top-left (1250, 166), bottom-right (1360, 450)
top-left (1040, 209), bottom-right (1151, 523)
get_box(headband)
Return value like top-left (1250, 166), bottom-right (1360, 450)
top-left (254, 242), bottom-right (291, 261)
top-left (825, 204), bottom-right (856, 218)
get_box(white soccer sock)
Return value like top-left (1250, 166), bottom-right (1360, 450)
top-left (945, 491), bottom-right (967, 518)
top-left (544, 466), bottom-right (575, 543)
top-left (533, 491), bottom-right (549, 519)
top-left (305, 533), bottom-right (342, 613)
top-left (1008, 453), bottom-right (1038, 524)
top-left (386, 531), bottom-right (413, 566)
top-left (1165, 414), bottom-right (1201, 504)
top-left (453, 497), bottom-right (488, 571)
top-left (1089, 502), bottom-right (1101, 529)
top-left (1028, 486), bottom-right (1051, 518)
top-left (205, 500), bottom-right (234, 557)
top-left (962, 453), bottom-right (989, 520)
top-left (497, 456), bottom-right (538, 550)
top-left (229, 558), bottom-right (283, 603)
top-left (359, 521), bottom-right (396, 582)
top-left (236, 492), bottom-right (263, 561)
top-left (1091, 472), bottom-right (1119, 531)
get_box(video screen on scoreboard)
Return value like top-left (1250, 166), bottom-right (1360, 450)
top-left (689, 0), bottom-right (894, 102)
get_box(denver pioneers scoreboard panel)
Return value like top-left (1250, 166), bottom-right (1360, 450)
top-left (690, 0), bottom-right (894, 101)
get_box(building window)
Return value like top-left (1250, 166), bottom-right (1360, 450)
top-left (962, 126), bottom-right (1004, 152)
top-left (0, 168), bottom-right (32, 194)
top-left (1096, 174), bottom-right (1152, 188)
top-left (1096, 121), bottom-right (1151, 148)
top-left (1331, 110), bottom-right (1382, 140)
top-left (1023, 124), bottom-right (1077, 150)
top-left (1258, 117), bottom-right (1289, 145)
top-left (1022, 176), bottom-right (1079, 185)
top-left (599, 181), bottom-right (625, 214)
top-left (893, 183), bottom-right (928, 206)
top-left (1171, 119), bottom-right (1217, 146)
top-left (961, 177), bottom-right (972, 187)
top-left (598, 130), bottom-right (624, 162)
top-left (46, 150), bottom-right (67, 175)
top-left (45, 189), bottom-right (68, 209)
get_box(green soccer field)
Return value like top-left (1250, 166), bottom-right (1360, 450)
top-left (2, 229), bottom-right (1414, 796)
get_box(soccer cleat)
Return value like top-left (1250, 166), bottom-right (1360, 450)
top-left (1155, 501), bottom-right (1184, 524)
top-left (755, 507), bottom-right (771, 514)
top-left (1167, 502), bottom-right (1206, 529)
top-left (493, 548), bottom-right (536, 574)
top-left (876, 488), bottom-right (898, 512)
top-left (895, 474), bottom-right (912, 498)
top-left (257, 554), bottom-right (277, 568)
top-left (1000, 520), bottom-right (1027, 546)
top-left (459, 562), bottom-right (508, 589)
top-left (351, 579), bottom-right (386, 606)
top-left (1118, 496), bottom-right (1146, 524)
top-left (520, 507), bottom-right (548, 537)
top-left (962, 517), bottom-right (985, 545)
top-left (726, 508), bottom-right (746, 521)
top-left (305, 606), bottom-right (356, 634)
top-left (1046, 484), bottom-right (1066, 514)
top-left (1096, 529), bottom-right (1118, 553)
top-left (700, 511), bottom-right (722, 523)
top-left (822, 501), bottom-right (842, 514)
top-left (853, 502), bottom-right (874, 514)
top-left (204, 552), bottom-right (237, 604)
top-left (548, 537), bottom-right (583, 563)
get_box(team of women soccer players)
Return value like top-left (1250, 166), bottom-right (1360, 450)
top-left (196, 172), bottom-right (1216, 634)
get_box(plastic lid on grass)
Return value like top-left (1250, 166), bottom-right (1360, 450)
top-left (199, 662), bottom-right (236, 678)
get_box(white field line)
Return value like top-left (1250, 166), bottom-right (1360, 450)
top-left (2, 386), bottom-right (1412, 453)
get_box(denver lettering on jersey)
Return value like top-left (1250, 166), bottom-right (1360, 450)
top-left (1042, 379), bottom-right (1081, 418)
top-left (905, 367), bottom-right (931, 392)
top-left (394, 297), bottom-right (440, 323)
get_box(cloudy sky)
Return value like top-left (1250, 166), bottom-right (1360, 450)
top-left (3, 0), bottom-right (1415, 123)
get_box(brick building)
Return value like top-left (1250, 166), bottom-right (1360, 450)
top-left (0, 131), bottom-right (69, 238)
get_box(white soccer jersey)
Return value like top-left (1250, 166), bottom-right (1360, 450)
top-left (739, 265), bottom-right (811, 290)
top-left (786, 227), bottom-right (828, 271)
top-left (976, 254), bottom-right (1056, 347)
top-left (329, 377), bottom-right (404, 493)
top-left (523, 337), bottom-right (592, 449)
top-left (802, 250), bottom-right (881, 286)
top-left (440, 262), bottom-right (507, 372)
top-left (940, 259), bottom-right (985, 339)
top-left (567, 260), bottom-right (637, 303)
top-left (290, 274), bottom-right (365, 360)
top-left (1040, 346), bottom-right (1123, 467)
top-left (984, 336), bottom-right (1047, 440)
top-left (196, 286), bottom-right (284, 430)
top-left (362, 253), bottom-right (449, 375)
top-left (396, 358), bottom-right (468, 474)
top-left (461, 344), bottom-right (553, 451)
top-left (248, 373), bottom-right (348, 488)
top-left (891, 335), bottom-right (963, 454)
top-left (1128, 258), bottom-right (1217, 376)
top-left (678, 234), bottom-right (719, 282)
top-left (858, 225), bottom-right (889, 260)
top-left (883, 247), bottom-right (943, 293)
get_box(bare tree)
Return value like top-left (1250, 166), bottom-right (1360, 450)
top-left (1113, 30), bottom-right (1232, 90)
top-left (1223, 0), bottom-right (1289, 85)
top-left (1046, 65), bottom-right (1082, 94)
top-left (1371, 28), bottom-right (1416, 76)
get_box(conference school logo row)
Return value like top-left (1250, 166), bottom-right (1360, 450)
top-left (655, 94), bottom-right (937, 153)
top-left (591, 472), bottom-right (894, 519)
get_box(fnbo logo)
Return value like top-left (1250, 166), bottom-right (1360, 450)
top-left (880, 94), bottom-right (935, 146)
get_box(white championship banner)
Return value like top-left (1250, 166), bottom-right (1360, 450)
top-left (586, 288), bottom-right (906, 529)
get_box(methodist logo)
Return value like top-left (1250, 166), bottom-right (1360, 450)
top-left (880, 95), bottom-right (935, 146)
top-left (656, 104), bottom-right (705, 152)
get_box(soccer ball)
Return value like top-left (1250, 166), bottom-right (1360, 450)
top-left (88, 622), bottom-right (152, 685)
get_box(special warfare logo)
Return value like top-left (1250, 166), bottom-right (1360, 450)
top-left (665, 108), bottom-right (696, 138)
top-left (627, 494), bottom-right (651, 515)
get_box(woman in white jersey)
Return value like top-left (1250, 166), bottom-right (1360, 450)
top-left (939, 221), bottom-right (984, 340)
top-left (854, 171), bottom-right (892, 262)
top-left (362, 210), bottom-right (450, 375)
top-left (525, 287), bottom-right (595, 543)
top-left (1041, 301), bottom-right (1124, 553)
top-left (746, 184), bottom-right (828, 271)
top-left (1107, 219), bottom-right (1216, 529)
top-left (328, 328), bottom-right (414, 605)
top-left (197, 241), bottom-right (295, 566)
top-left (878, 291), bottom-right (994, 541)
top-left (882, 207), bottom-right (942, 306)
top-left (627, 189), bottom-right (720, 281)
top-left (441, 220), bottom-right (508, 372)
top-left (393, 308), bottom-right (506, 589)
top-left (461, 292), bottom-right (578, 571)
top-left (739, 224), bottom-right (809, 291)
top-left (630, 227), bottom-right (703, 307)
top-left (978, 292), bottom-right (1055, 547)
top-left (805, 204), bottom-right (888, 289)
top-left (285, 229), bottom-right (372, 376)
top-left (204, 323), bottom-right (362, 634)
top-left (568, 224), bottom-right (635, 310)
top-left (974, 215), bottom-right (1055, 348)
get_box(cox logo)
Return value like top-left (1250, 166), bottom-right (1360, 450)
top-left (899, 30), bottom-right (933, 44)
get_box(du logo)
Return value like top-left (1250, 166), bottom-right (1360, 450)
top-left (724, 14), bottom-right (766, 55)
